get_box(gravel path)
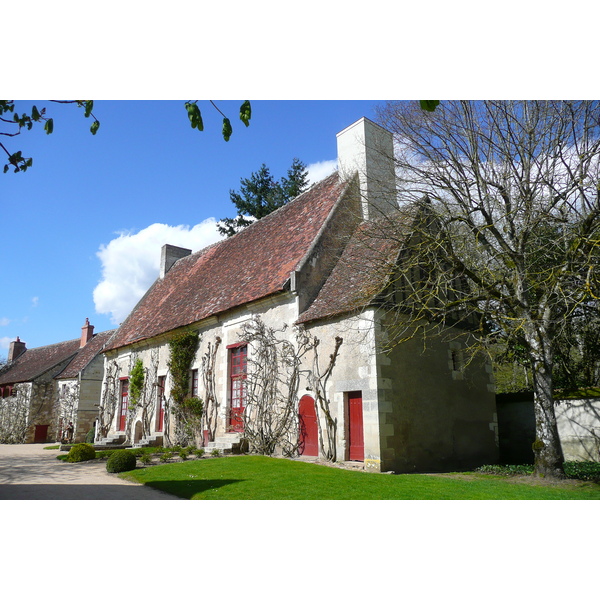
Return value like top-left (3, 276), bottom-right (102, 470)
top-left (0, 444), bottom-right (180, 500)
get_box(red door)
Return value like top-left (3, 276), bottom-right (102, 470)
top-left (229, 345), bottom-right (247, 432)
top-left (348, 391), bottom-right (364, 461)
top-left (34, 424), bottom-right (49, 443)
top-left (298, 395), bottom-right (319, 456)
top-left (119, 379), bottom-right (129, 431)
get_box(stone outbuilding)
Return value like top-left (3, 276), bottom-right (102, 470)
top-left (0, 320), bottom-right (114, 444)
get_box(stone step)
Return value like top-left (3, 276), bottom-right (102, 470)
top-left (132, 434), bottom-right (164, 448)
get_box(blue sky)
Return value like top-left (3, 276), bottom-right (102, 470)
top-left (1, 100), bottom-right (388, 356)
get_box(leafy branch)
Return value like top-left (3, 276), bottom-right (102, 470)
top-left (185, 100), bottom-right (251, 142)
top-left (1, 99), bottom-right (252, 174)
top-left (0, 100), bottom-right (100, 173)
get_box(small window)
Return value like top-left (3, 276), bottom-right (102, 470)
top-left (190, 368), bottom-right (199, 397)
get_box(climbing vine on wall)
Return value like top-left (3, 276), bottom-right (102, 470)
top-left (167, 330), bottom-right (201, 445)
top-left (129, 359), bottom-right (145, 409)
top-left (168, 331), bottom-right (200, 404)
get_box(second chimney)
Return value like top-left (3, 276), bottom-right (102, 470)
top-left (81, 318), bottom-right (95, 347)
top-left (8, 337), bottom-right (27, 362)
top-left (160, 244), bottom-right (192, 278)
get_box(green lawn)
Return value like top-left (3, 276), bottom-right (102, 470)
top-left (120, 455), bottom-right (600, 500)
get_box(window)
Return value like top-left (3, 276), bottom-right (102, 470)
top-left (156, 375), bottom-right (166, 432)
top-left (449, 344), bottom-right (464, 380)
top-left (190, 368), bottom-right (199, 397)
top-left (228, 343), bottom-right (247, 431)
top-left (118, 378), bottom-right (129, 431)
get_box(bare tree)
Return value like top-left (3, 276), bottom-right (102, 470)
top-left (309, 336), bottom-right (343, 462)
top-left (97, 360), bottom-right (121, 440)
top-left (57, 381), bottom-right (79, 442)
top-left (240, 317), bottom-right (315, 456)
top-left (0, 384), bottom-right (30, 443)
top-left (201, 336), bottom-right (222, 444)
top-left (373, 100), bottom-right (600, 477)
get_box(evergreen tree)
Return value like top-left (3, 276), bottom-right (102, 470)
top-left (218, 158), bottom-right (309, 237)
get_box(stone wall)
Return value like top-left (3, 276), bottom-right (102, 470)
top-left (496, 393), bottom-right (600, 463)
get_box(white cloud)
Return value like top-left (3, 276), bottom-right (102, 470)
top-left (0, 318), bottom-right (9, 327)
top-left (31, 297), bottom-right (39, 308)
top-left (306, 160), bottom-right (337, 185)
top-left (93, 220), bottom-right (224, 325)
top-left (0, 336), bottom-right (11, 350)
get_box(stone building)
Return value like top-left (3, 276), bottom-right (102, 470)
top-left (0, 320), bottom-right (114, 444)
top-left (96, 117), bottom-right (499, 472)
top-left (54, 320), bottom-right (116, 443)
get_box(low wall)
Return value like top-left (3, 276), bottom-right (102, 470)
top-left (497, 393), bottom-right (600, 463)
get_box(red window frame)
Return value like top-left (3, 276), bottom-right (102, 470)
top-left (118, 378), bottom-right (129, 431)
top-left (228, 343), bottom-right (247, 432)
top-left (156, 375), bottom-right (166, 432)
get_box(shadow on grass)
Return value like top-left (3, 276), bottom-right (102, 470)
top-left (144, 478), bottom-right (245, 499)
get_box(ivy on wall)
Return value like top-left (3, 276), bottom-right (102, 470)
top-left (168, 331), bottom-right (200, 405)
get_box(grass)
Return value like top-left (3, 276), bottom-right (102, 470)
top-left (119, 455), bottom-right (600, 500)
top-left (555, 386), bottom-right (600, 399)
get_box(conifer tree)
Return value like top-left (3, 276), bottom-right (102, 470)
top-left (218, 158), bottom-right (309, 237)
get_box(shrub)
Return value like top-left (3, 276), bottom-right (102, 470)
top-left (564, 461), bottom-right (600, 482)
top-left (160, 451), bottom-right (173, 463)
top-left (140, 453), bottom-right (153, 465)
top-left (211, 448), bottom-right (221, 457)
top-left (194, 448), bottom-right (205, 458)
top-left (179, 449), bottom-right (190, 461)
top-left (85, 427), bottom-right (95, 444)
top-left (66, 443), bottom-right (96, 463)
top-left (106, 449), bottom-right (137, 473)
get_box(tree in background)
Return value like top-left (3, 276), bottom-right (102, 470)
top-left (373, 100), bottom-right (600, 478)
top-left (218, 158), bottom-right (309, 237)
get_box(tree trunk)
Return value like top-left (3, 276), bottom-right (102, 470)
top-left (528, 332), bottom-right (565, 478)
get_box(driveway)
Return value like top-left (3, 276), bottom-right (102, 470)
top-left (0, 444), bottom-right (180, 500)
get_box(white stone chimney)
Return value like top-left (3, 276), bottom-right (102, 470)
top-left (336, 117), bottom-right (397, 220)
top-left (160, 244), bottom-right (192, 278)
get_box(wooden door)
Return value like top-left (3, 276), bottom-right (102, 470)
top-left (298, 395), bottom-right (319, 456)
top-left (348, 391), bottom-right (364, 461)
top-left (119, 379), bottom-right (129, 431)
top-left (34, 424), bottom-right (49, 443)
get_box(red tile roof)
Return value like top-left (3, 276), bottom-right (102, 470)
top-left (297, 216), bottom-right (412, 324)
top-left (0, 339), bottom-right (81, 385)
top-left (105, 173), bottom-right (349, 351)
top-left (55, 329), bottom-right (117, 379)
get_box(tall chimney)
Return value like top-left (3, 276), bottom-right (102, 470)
top-left (337, 117), bottom-right (397, 220)
top-left (8, 337), bottom-right (26, 362)
top-left (81, 318), bottom-right (95, 347)
top-left (160, 244), bottom-right (192, 278)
